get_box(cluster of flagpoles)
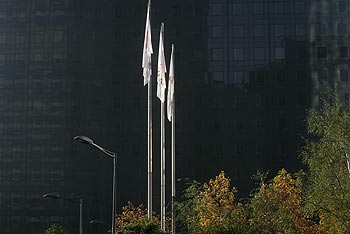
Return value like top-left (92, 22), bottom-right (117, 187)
top-left (142, 0), bottom-right (176, 233)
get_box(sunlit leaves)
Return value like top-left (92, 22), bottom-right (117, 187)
top-left (176, 172), bottom-right (250, 234)
top-left (302, 92), bottom-right (350, 232)
top-left (116, 201), bottom-right (169, 234)
top-left (250, 169), bottom-right (318, 234)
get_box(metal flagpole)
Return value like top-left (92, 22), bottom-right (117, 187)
top-left (157, 22), bottom-right (166, 232)
top-left (148, 74), bottom-right (153, 221)
top-left (142, 0), bottom-right (153, 221)
top-left (147, 1), bottom-right (153, 221)
top-left (169, 45), bottom-right (176, 234)
top-left (171, 97), bottom-right (175, 234)
top-left (161, 101), bottom-right (166, 232)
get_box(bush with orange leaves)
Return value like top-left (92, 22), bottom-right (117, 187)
top-left (176, 171), bottom-right (259, 234)
top-left (250, 169), bottom-right (319, 234)
top-left (196, 171), bottom-right (246, 231)
top-left (116, 201), bottom-right (170, 234)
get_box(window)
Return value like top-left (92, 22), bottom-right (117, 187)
top-left (297, 70), bottom-right (306, 82)
top-left (275, 47), bottom-right (285, 60)
top-left (338, 0), bottom-right (347, 13)
top-left (256, 71), bottom-right (265, 83)
top-left (52, 31), bottom-right (64, 43)
top-left (254, 48), bottom-right (265, 60)
top-left (278, 95), bottom-right (286, 106)
top-left (216, 144), bottom-right (223, 158)
top-left (317, 23), bottom-right (327, 35)
top-left (212, 71), bottom-right (224, 82)
top-left (233, 25), bottom-right (243, 37)
top-left (274, 2), bottom-right (285, 14)
top-left (15, 54), bottom-right (25, 64)
top-left (211, 26), bottom-right (224, 38)
top-left (317, 47), bottom-right (327, 58)
top-left (340, 46), bottom-right (348, 58)
top-left (274, 24), bottom-right (285, 36)
top-left (233, 48), bottom-right (244, 61)
top-left (233, 71), bottom-right (244, 84)
top-left (296, 24), bottom-right (305, 36)
top-left (211, 4), bottom-right (224, 15)
top-left (254, 3), bottom-right (263, 15)
top-left (278, 118), bottom-right (287, 131)
top-left (256, 95), bottom-right (264, 107)
top-left (295, 2), bottom-right (305, 13)
top-left (212, 49), bottom-right (224, 61)
top-left (254, 25), bottom-right (264, 37)
top-left (114, 31), bottom-right (122, 41)
top-left (297, 46), bottom-right (306, 59)
top-left (15, 33), bottom-right (25, 44)
top-left (54, 48), bottom-right (65, 63)
top-left (337, 23), bottom-right (347, 35)
top-left (340, 69), bottom-right (348, 81)
top-left (320, 1), bottom-right (330, 13)
top-left (279, 143), bottom-right (287, 154)
top-left (298, 94), bottom-right (307, 106)
top-left (0, 33), bottom-right (5, 43)
top-left (232, 3), bottom-right (242, 15)
top-left (256, 119), bottom-right (265, 131)
top-left (277, 71), bottom-right (286, 82)
top-left (0, 55), bottom-right (6, 64)
top-left (33, 53), bottom-right (43, 63)
top-left (318, 69), bottom-right (328, 81)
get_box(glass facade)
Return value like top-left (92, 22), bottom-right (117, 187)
top-left (2, 0), bottom-right (350, 233)
top-left (204, 0), bottom-right (350, 195)
top-left (0, 0), bottom-right (208, 233)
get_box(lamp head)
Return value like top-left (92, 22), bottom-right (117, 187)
top-left (89, 220), bottom-right (104, 225)
top-left (43, 193), bottom-right (61, 199)
top-left (74, 135), bottom-right (94, 145)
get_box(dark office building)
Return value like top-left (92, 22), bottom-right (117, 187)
top-left (0, 0), bottom-right (208, 234)
top-left (203, 0), bottom-right (350, 195)
top-left (0, 0), bottom-right (349, 233)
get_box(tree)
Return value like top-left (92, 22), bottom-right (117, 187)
top-left (42, 224), bottom-right (66, 234)
top-left (175, 180), bottom-right (202, 233)
top-left (250, 169), bottom-right (318, 234)
top-left (116, 201), bottom-right (168, 234)
top-left (302, 92), bottom-right (350, 233)
top-left (176, 171), bottom-right (253, 234)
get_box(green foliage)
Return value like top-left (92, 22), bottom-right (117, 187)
top-left (119, 221), bottom-right (162, 234)
top-left (174, 180), bottom-right (202, 233)
top-left (42, 224), bottom-right (66, 234)
top-left (302, 92), bottom-right (350, 232)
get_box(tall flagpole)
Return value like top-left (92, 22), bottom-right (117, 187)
top-left (148, 65), bottom-right (153, 222)
top-left (161, 100), bottom-right (166, 232)
top-left (160, 24), bottom-right (166, 233)
top-left (147, 0), bottom-right (153, 221)
top-left (167, 44), bottom-right (176, 234)
top-left (171, 92), bottom-right (175, 234)
top-left (142, 0), bottom-right (153, 221)
top-left (157, 23), bottom-right (167, 232)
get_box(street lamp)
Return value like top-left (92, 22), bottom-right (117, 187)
top-left (43, 193), bottom-right (83, 234)
top-left (74, 135), bottom-right (117, 234)
top-left (89, 220), bottom-right (104, 225)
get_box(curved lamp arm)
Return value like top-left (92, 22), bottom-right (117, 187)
top-left (74, 136), bottom-right (117, 158)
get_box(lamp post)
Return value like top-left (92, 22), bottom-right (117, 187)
top-left (43, 193), bottom-right (83, 234)
top-left (74, 135), bottom-right (117, 234)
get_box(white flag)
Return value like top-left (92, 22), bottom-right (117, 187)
top-left (157, 23), bottom-right (167, 103)
top-left (142, 0), bottom-right (153, 86)
top-left (167, 45), bottom-right (174, 122)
